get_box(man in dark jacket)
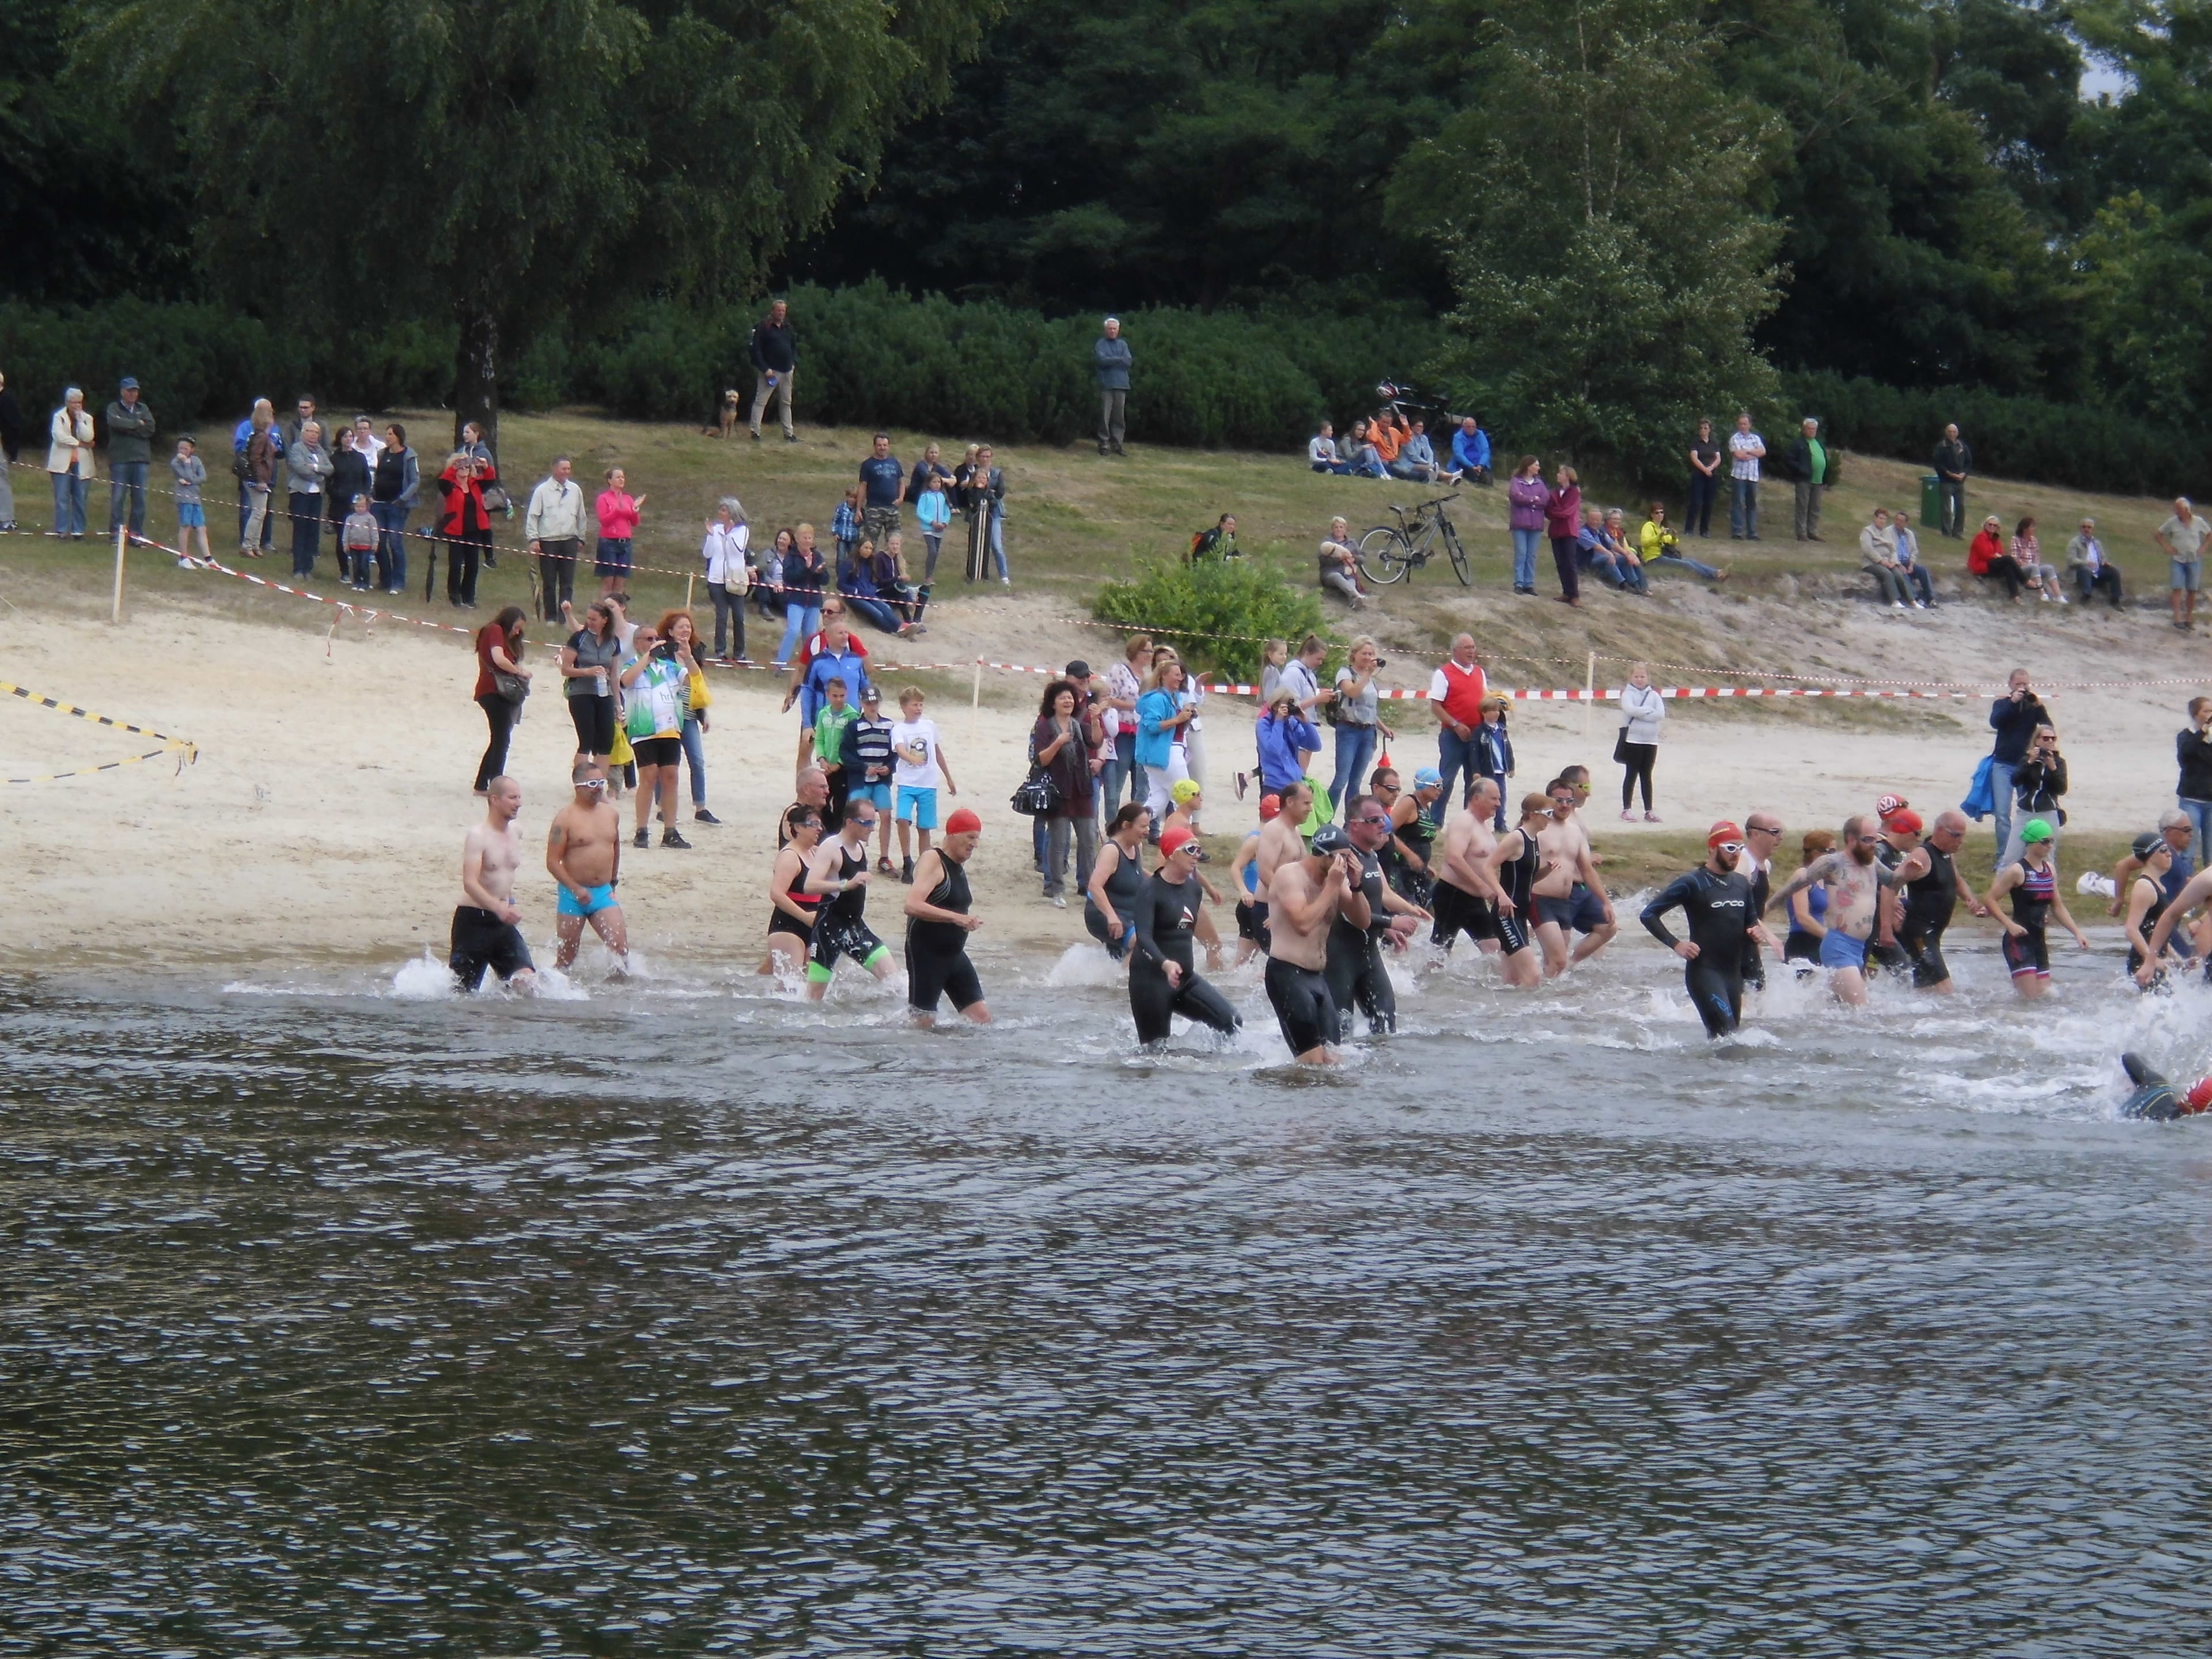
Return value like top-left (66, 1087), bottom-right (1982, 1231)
top-left (1783, 416), bottom-right (1827, 543)
top-left (1987, 667), bottom-right (2050, 857)
top-left (105, 376), bottom-right (157, 541)
top-left (1933, 424), bottom-right (1972, 538)
top-left (0, 370), bottom-right (22, 531)
top-left (748, 300), bottom-right (798, 442)
top-left (1094, 317), bottom-right (1132, 456)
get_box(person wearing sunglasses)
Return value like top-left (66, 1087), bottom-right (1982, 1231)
top-left (1325, 793), bottom-right (1431, 1040)
top-left (547, 762), bottom-right (630, 975)
top-left (803, 799), bottom-right (900, 1001)
top-left (1641, 821), bottom-right (1776, 1038)
top-left (1765, 814), bottom-right (1919, 1006)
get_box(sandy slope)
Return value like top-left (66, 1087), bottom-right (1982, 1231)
top-left (0, 569), bottom-right (2202, 976)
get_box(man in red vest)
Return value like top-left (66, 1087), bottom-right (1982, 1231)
top-left (1427, 634), bottom-right (1488, 808)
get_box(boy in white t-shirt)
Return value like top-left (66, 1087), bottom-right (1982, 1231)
top-left (889, 685), bottom-right (960, 871)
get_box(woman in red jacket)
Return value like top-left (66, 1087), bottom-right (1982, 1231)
top-left (1968, 513), bottom-right (2024, 601)
top-left (1544, 463), bottom-right (1584, 607)
top-left (436, 449), bottom-right (498, 608)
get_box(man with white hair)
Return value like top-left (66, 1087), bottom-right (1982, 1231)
top-left (1094, 316), bottom-right (1132, 457)
top-left (2155, 494), bottom-right (2210, 631)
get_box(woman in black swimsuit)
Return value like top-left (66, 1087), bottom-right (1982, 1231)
top-left (1085, 803), bottom-right (1152, 959)
top-left (762, 809), bottom-right (824, 976)
top-left (906, 809), bottom-right (990, 1025)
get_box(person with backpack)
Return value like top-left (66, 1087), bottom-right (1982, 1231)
top-left (1190, 514), bottom-right (1240, 562)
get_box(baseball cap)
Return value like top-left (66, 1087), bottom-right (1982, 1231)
top-left (1707, 820), bottom-right (1744, 849)
top-left (1064, 660), bottom-right (1091, 679)
top-left (1413, 766), bottom-right (1442, 789)
top-left (1159, 825), bottom-right (1198, 859)
top-left (860, 684), bottom-right (881, 702)
top-left (1310, 824), bottom-right (1352, 855)
top-left (2021, 817), bottom-right (2056, 844)
top-left (1885, 809), bottom-right (1923, 835)
top-left (945, 807), bottom-right (981, 835)
top-left (1171, 779), bottom-right (1202, 805)
top-left (119, 375), bottom-right (139, 390)
top-left (2133, 830), bottom-right (2165, 860)
top-left (1258, 793), bottom-right (1282, 822)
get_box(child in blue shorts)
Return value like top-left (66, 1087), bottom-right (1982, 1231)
top-left (889, 685), bottom-right (961, 884)
top-left (170, 436), bottom-right (210, 566)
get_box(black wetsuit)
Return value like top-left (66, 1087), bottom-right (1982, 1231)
top-left (2125, 876), bottom-right (2170, 979)
top-left (1489, 827), bottom-right (1538, 955)
top-left (1323, 847), bottom-right (1397, 1039)
top-left (906, 853), bottom-right (983, 1013)
top-left (1389, 796), bottom-right (1442, 905)
top-left (1740, 858), bottom-right (1771, 990)
top-left (810, 838), bottom-right (887, 975)
top-left (1641, 865), bottom-right (1757, 1037)
top-left (1129, 872), bottom-right (1241, 1044)
top-left (1084, 840), bottom-right (1146, 959)
top-left (1869, 840), bottom-right (1913, 976)
top-left (1899, 843), bottom-right (1959, 988)
top-left (2001, 858), bottom-right (2055, 979)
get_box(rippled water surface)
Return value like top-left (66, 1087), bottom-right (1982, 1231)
top-left (3, 941), bottom-right (2211, 1656)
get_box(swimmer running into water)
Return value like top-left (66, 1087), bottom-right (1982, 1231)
top-left (805, 798), bottom-right (900, 1000)
top-left (1640, 821), bottom-right (1774, 1038)
top-left (450, 775), bottom-right (538, 993)
top-left (1264, 824), bottom-right (1361, 1064)
top-left (1764, 814), bottom-right (1917, 1005)
top-left (1983, 817), bottom-right (2089, 999)
top-left (547, 762), bottom-right (630, 974)
top-left (904, 808), bottom-right (990, 1027)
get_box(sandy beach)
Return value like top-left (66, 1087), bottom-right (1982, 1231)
top-left (0, 559), bottom-right (2200, 976)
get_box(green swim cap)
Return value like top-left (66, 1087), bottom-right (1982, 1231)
top-left (2021, 817), bottom-right (2055, 844)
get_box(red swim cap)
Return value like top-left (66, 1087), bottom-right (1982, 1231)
top-left (944, 807), bottom-right (982, 835)
top-left (1884, 808), bottom-right (1923, 835)
top-left (1159, 825), bottom-right (1198, 859)
top-left (1259, 793), bottom-right (1282, 821)
top-left (1707, 820), bottom-right (1744, 848)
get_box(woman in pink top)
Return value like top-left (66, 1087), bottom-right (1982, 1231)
top-left (1544, 463), bottom-right (1584, 608)
top-left (594, 466), bottom-right (647, 599)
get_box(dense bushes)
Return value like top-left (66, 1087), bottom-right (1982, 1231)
top-left (579, 284), bottom-right (1448, 450)
top-left (1782, 370), bottom-right (2212, 497)
top-left (1092, 554), bottom-right (1326, 683)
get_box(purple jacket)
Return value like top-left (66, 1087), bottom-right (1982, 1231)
top-left (1508, 474), bottom-right (1548, 532)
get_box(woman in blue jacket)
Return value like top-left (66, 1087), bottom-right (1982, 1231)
top-left (1137, 658), bottom-right (1195, 819)
top-left (1255, 691), bottom-right (1320, 795)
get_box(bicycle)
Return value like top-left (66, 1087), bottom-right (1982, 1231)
top-left (1357, 494), bottom-right (1471, 587)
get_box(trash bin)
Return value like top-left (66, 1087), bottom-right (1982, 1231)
top-left (1920, 475), bottom-right (1943, 531)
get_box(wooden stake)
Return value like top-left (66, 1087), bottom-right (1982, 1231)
top-left (111, 525), bottom-right (127, 625)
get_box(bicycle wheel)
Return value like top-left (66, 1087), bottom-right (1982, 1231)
top-left (1358, 527), bottom-right (1412, 585)
top-left (1443, 521), bottom-right (1471, 586)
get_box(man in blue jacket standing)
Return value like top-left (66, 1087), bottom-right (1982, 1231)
top-left (1095, 317), bottom-right (1132, 457)
top-left (1987, 667), bottom-right (2050, 856)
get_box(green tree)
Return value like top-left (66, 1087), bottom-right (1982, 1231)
top-left (786, 0), bottom-right (1486, 312)
top-left (75, 0), bottom-right (998, 446)
top-left (1408, 0), bottom-right (1783, 478)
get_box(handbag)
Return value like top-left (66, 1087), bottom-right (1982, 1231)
top-left (479, 483), bottom-right (510, 515)
top-left (1612, 724), bottom-right (1631, 764)
top-left (493, 668), bottom-right (529, 705)
top-left (1010, 768), bottom-right (1060, 817)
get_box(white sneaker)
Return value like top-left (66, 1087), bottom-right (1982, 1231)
top-left (1912, 600), bottom-right (1927, 609)
top-left (1892, 601), bottom-right (1907, 611)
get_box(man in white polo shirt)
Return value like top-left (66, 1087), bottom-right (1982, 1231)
top-left (2156, 494), bottom-right (2210, 632)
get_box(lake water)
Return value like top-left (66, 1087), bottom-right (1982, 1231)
top-left (3, 934), bottom-right (2209, 1656)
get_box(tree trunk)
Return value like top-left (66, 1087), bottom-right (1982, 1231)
top-left (452, 307), bottom-right (499, 458)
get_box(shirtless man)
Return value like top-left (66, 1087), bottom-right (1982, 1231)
top-left (1428, 777), bottom-right (1505, 957)
top-left (1531, 776), bottom-right (1616, 976)
top-left (449, 775), bottom-right (537, 993)
top-left (1257, 779), bottom-right (1316, 900)
top-left (1264, 824), bottom-right (1364, 1065)
top-left (547, 761), bottom-right (630, 973)
top-left (1764, 813), bottom-right (1919, 1005)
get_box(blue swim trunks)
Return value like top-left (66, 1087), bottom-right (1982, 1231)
top-left (558, 882), bottom-right (618, 918)
top-left (1819, 929), bottom-right (1868, 970)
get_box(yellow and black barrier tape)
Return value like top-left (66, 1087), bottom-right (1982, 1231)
top-left (0, 681), bottom-right (198, 783)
